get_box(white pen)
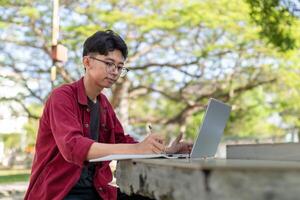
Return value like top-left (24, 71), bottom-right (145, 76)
top-left (148, 124), bottom-right (152, 133)
top-left (148, 124), bottom-right (165, 151)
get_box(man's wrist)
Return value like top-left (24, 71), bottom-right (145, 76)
top-left (132, 143), bottom-right (140, 154)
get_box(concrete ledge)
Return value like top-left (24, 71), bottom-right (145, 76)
top-left (116, 159), bottom-right (300, 200)
top-left (227, 143), bottom-right (300, 161)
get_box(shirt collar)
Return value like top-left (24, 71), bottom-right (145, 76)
top-left (76, 77), bottom-right (108, 109)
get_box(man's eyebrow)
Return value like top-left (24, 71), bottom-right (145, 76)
top-left (105, 58), bottom-right (124, 65)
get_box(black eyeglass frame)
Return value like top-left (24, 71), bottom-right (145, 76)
top-left (89, 56), bottom-right (129, 77)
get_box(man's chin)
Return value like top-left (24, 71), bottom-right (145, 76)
top-left (98, 79), bottom-right (116, 88)
top-left (106, 78), bottom-right (117, 84)
top-left (104, 83), bottom-right (115, 88)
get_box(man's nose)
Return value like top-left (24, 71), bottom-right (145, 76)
top-left (110, 66), bottom-right (119, 76)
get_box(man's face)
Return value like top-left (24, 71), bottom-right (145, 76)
top-left (83, 50), bottom-right (125, 89)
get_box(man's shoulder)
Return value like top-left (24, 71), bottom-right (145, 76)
top-left (99, 92), bottom-right (109, 101)
top-left (49, 81), bottom-right (78, 101)
top-left (53, 82), bottom-right (76, 93)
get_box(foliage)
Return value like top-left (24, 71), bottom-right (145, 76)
top-left (23, 104), bottom-right (43, 147)
top-left (246, 0), bottom-right (299, 51)
top-left (0, 169), bottom-right (30, 184)
top-left (1, 0), bottom-right (300, 144)
top-left (1, 134), bottom-right (21, 149)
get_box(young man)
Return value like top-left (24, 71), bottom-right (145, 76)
top-left (25, 30), bottom-right (192, 200)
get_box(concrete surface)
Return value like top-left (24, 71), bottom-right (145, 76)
top-left (227, 143), bottom-right (300, 161)
top-left (116, 158), bottom-right (300, 200)
top-left (0, 182), bottom-right (27, 200)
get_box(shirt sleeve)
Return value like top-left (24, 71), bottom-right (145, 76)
top-left (48, 88), bottom-right (94, 167)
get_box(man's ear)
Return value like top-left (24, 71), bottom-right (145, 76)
top-left (82, 56), bottom-right (91, 70)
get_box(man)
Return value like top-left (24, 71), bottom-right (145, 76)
top-left (25, 30), bottom-right (192, 200)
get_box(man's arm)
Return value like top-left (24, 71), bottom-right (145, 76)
top-left (86, 133), bottom-right (165, 160)
top-left (49, 89), bottom-right (95, 166)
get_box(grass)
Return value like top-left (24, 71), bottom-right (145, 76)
top-left (0, 169), bottom-right (30, 184)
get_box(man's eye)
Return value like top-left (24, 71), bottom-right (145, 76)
top-left (117, 66), bottom-right (123, 71)
top-left (106, 62), bottom-right (115, 67)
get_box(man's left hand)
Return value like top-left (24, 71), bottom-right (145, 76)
top-left (165, 133), bottom-right (193, 154)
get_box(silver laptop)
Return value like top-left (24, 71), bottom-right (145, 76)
top-left (90, 98), bottom-right (231, 162)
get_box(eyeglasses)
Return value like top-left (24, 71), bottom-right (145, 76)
top-left (89, 56), bottom-right (129, 77)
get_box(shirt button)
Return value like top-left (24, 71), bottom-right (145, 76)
top-left (84, 123), bottom-right (89, 128)
top-left (86, 108), bottom-right (90, 112)
top-left (98, 187), bottom-right (103, 191)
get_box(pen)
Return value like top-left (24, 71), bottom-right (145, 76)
top-left (148, 124), bottom-right (165, 153)
top-left (148, 124), bottom-right (152, 133)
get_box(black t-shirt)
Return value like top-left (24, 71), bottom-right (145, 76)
top-left (65, 98), bottom-right (100, 199)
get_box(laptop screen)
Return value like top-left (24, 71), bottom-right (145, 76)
top-left (190, 98), bottom-right (231, 159)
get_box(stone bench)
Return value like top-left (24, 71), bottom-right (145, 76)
top-left (116, 158), bottom-right (300, 200)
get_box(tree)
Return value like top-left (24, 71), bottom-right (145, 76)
top-left (246, 0), bottom-right (300, 51)
top-left (1, 0), bottom-right (299, 142)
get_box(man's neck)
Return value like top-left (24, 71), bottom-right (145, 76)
top-left (83, 76), bottom-right (103, 102)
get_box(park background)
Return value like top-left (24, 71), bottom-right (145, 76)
top-left (0, 0), bottom-right (300, 198)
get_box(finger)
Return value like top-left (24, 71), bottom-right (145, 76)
top-left (181, 142), bottom-right (193, 146)
top-left (175, 142), bottom-right (192, 153)
top-left (179, 141), bottom-right (193, 147)
top-left (174, 132), bottom-right (183, 143)
top-left (156, 138), bottom-right (165, 145)
top-left (152, 140), bottom-right (165, 152)
top-left (150, 134), bottom-right (165, 144)
top-left (153, 136), bottom-right (164, 144)
top-left (151, 144), bottom-right (163, 154)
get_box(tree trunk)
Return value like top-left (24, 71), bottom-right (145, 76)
top-left (111, 78), bottom-right (131, 131)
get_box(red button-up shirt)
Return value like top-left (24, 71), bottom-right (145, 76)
top-left (25, 77), bottom-right (136, 200)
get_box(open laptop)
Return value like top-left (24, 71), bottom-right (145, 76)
top-left (89, 98), bottom-right (231, 162)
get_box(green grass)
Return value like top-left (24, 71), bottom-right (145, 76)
top-left (0, 169), bottom-right (30, 184)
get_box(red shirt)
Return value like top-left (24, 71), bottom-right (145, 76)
top-left (25, 77), bottom-right (136, 200)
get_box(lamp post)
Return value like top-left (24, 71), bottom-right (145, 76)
top-left (51, 0), bottom-right (68, 88)
top-left (51, 0), bottom-right (59, 88)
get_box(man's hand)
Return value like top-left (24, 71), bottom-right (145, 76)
top-left (135, 133), bottom-right (165, 154)
top-left (87, 134), bottom-right (165, 160)
top-left (165, 133), bottom-right (193, 154)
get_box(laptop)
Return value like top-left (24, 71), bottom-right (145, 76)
top-left (89, 98), bottom-right (231, 162)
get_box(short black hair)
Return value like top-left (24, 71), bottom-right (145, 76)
top-left (82, 30), bottom-right (128, 59)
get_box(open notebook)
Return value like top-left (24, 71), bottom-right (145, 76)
top-left (89, 98), bottom-right (231, 162)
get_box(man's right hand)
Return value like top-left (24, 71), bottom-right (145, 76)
top-left (135, 133), bottom-right (165, 154)
top-left (87, 133), bottom-right (165, 160)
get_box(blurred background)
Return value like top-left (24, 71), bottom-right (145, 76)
top-left (0, 0), bottom-right (300, 198)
